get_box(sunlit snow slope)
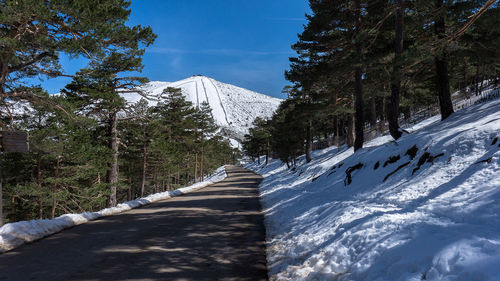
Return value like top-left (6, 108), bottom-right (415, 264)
top-left (247, 95), bottom-right (500, 281)
top-left (125, 75), bottom-right (282, 144)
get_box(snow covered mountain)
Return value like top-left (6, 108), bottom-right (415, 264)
top-left (125, 75), bottom-right (282, 146)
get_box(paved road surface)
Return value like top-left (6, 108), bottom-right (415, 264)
top-left (0, 166), bottom-right (267, 281)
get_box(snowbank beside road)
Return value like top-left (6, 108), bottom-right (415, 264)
top-left (248, 99), bottom-right (500, 280)
top-left (0, 166), bottom-right (227, 253)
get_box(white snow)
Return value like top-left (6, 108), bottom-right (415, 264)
top-left (125, 76), bottom-right (282, 143)
top-left (247, 98), bottom-right (500, 280)
top-left (0, 166), bottom-right (227, 253)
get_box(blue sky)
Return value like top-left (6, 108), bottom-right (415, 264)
top-left (41, 0), bottom-right (310, 99)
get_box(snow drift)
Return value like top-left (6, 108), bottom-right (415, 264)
top-left (0, 166), bottom-right (227, 253)
top-left (247, 97), bottom-right (500, 280)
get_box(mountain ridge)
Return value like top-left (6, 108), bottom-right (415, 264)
top-left (125, 75), bottom-right (282, 146)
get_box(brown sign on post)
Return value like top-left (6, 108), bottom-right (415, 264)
top-left (1, 131), bottom-right (29, 153)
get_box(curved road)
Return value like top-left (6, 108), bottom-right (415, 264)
top-left (0, 166), bottom-right (267, 281)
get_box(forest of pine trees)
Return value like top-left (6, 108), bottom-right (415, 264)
top-left (243, 0), bottom-right (500, 166)
top-left (0, 0), bottom-right (237, 224)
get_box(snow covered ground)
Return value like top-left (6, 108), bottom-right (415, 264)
top-left (0, 166), bottom-right (227, 253)
top-left (247, 98), bottom-right (500, 280)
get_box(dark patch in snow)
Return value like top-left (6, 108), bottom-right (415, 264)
top-left (412, 154), bottom-right (426, 175)
top-left (412, 152), bottom-right (445, 175)
top-left (428, 153), bottom-right (444, 163)
top-left (475, 157), bottom-right (493, 164)
top-left (344, 163), bottom-right (363, 186)
top-left (492, 137), bottom-right (498, 146)
top-left (328, 165), bottom-right (338, 176)
top-left (405, 145), bottom-right (419, 160)
top-left (417, 152), bottom-right (431, 167)
top-left (384, 161), bottom-right (411, 182)
top-left (383, 155), bottom-right (401, 167)
top-left (373, 161), bottom-right (380, 170)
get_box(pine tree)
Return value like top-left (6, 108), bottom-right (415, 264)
top-left (152, 87), bottom-right (195, 186)
top-left (192, 102), bottom-right (218, 180)
top-left (0, 0), bottom-right (155, 127)
top-left (63, 53), bottom-right (155, 207)
top-left (119, 98), bottom-right (153, 198)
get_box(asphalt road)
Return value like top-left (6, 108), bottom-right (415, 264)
top-left (0, 166), bottom-right (268, 281)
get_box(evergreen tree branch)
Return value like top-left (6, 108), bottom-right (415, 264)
top-left (447, 0), bottom-right (497, 43)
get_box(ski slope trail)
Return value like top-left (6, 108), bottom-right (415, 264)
top-left (206, 77), bottom-right (230, 126)
top-left (0, 166), bottom-right (268, 281)
top-left (129, 75), bottom-right (282, 144)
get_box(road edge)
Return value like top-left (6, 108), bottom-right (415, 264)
top-left (0, 166), bottom-right (228, 254)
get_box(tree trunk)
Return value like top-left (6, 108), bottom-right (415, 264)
top-left (37, 152), bottom-right (43, 219)
top-left (127, 178), bottom-right (132, 201)
top-left (370, 92), bottom-right (377, 129)
top-left (153, 169), bottom-right (157, 193)
top-left (479, 67), bottom-right (485, 95)
top-left (167, 171), bottom-right (171, 191)
top-left (305, 119), bottom-right (312, 163)
top-left (388, 0), bottom-right (404, 140)
top-left (379, 94), bottom-right (387, 134)
top-left (194, 153), bottom-right (198, 183)
top-left (200, 149), bottom-right (204, 182)
top-left (11, 196), bottom-right (16, 222)
top-left (265, 138), bottom-right (269, 165)
top-left (141, 140), bottom-right (147, 197)
top-left (334, 115), bottom-right (340, 147)
top-left (434, 0), bottom-right (454, 120)
top-left (346, 114), bottom-right (355, 147)
top-left (353, 0), bottom-right (364, 152)
top-left (475, 64), bottom-right (480, 96)
top-left (0, 156), bottom-right (3, 226)
top-left (106, 111), bottom-right (119, 207)
top-left (461, 64), bottom-right (467, 98)
top-left (354, 66), bottom-right (364, 151)
top-left (51, 155), bottom-right (60, 219)
top-left (0, 183), bottom-right (2, 226)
